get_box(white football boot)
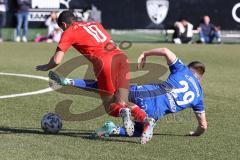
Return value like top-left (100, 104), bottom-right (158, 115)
top-left (120, 108), bottom-right (134, 136)
top-left (140, 117), bottom-right (156, 144)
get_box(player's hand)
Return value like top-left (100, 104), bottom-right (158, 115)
top-left (36, 64), bottom-right (49, 71)
top-left (137, 53), bottom-right (146, 69)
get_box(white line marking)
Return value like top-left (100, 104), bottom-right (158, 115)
top-left (0, 72), bottom-right (61, 99)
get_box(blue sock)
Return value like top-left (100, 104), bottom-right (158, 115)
top-left (118, 123), bottom-right (143, 137)
top-left (73, 79), bottom-right (98, 89)
top-left (119, 127), bottom-right (128, 137)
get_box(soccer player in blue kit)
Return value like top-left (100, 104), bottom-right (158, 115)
top-left (49, 48), bottom-right (208, 144)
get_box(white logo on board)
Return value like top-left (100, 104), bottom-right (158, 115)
top-left (146, 0), bottom-right (169, 25)
top-left (60, 0), bottom-right (71, 9)
top-left (31, 0), bottom-right (72, 9)
top-left (232, 3), bottom-right (240, 23)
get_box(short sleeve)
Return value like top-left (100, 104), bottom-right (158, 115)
top-left (192, 99), bottom-right (205, 113)
top-left (169, 58), bottom-right (186, 74)
top-left (57, 31), bottom-right (73, 53)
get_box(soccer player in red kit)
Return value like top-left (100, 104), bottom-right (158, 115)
top-left (36, 10), bottom-right (147, 136)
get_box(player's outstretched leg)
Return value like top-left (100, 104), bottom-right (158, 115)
top-left (92, 121), bottom-right (144, 138)
top-left (49, 71), bottom-right (98, 89)
top-left (48, 71), bottom-right (73, 85)
top-left (91, 121), bottom-right (118, 138)
top-left (140, 117), bottom-right (156, 144)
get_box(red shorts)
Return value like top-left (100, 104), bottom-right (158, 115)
top-left (92, 52), bottom-right (130, 97)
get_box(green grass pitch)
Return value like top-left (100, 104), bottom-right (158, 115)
top-left (0, 43), bottom-right (240, 160)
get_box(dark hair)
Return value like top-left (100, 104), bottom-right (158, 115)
top-left (188, 61), bottom-right (205, 75)
top-left (57, 10), bottom-right (76, 27)
top-left (178, 17), bottom-right (185, 22)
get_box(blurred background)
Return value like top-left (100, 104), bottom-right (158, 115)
top-left (1, 0), bottom-right (240, 43)
top-left (0, 1), bottom-right (240, 159)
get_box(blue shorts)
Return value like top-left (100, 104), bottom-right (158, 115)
top-left (128, 85), bottom-right (170, 120)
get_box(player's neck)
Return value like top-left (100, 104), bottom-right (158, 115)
top-left (194, 72), bottom-right (202, 82)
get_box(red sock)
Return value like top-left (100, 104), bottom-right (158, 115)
top-left (131, 106), bottom-right (147, 122)
top-left (108, 103), bottom-right (124, 117)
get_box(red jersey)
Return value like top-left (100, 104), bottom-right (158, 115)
top-left (57, 22), bottom-right (129, 96)
top-left (57, 21), bottom-right (122, 62)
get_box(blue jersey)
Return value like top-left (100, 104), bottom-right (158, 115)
top-left (128, 58), bottom-right (205, 120)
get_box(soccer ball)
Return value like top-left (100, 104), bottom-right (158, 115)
top-left (41, 113), bottom-right (62, 134)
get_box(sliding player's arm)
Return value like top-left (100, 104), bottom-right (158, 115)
top-left (36, 50), bottom-right (65, 71)
top-left (137, 48), bottom-right (177, 69)
top-left (188, 112), bottom-right (208, 136)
